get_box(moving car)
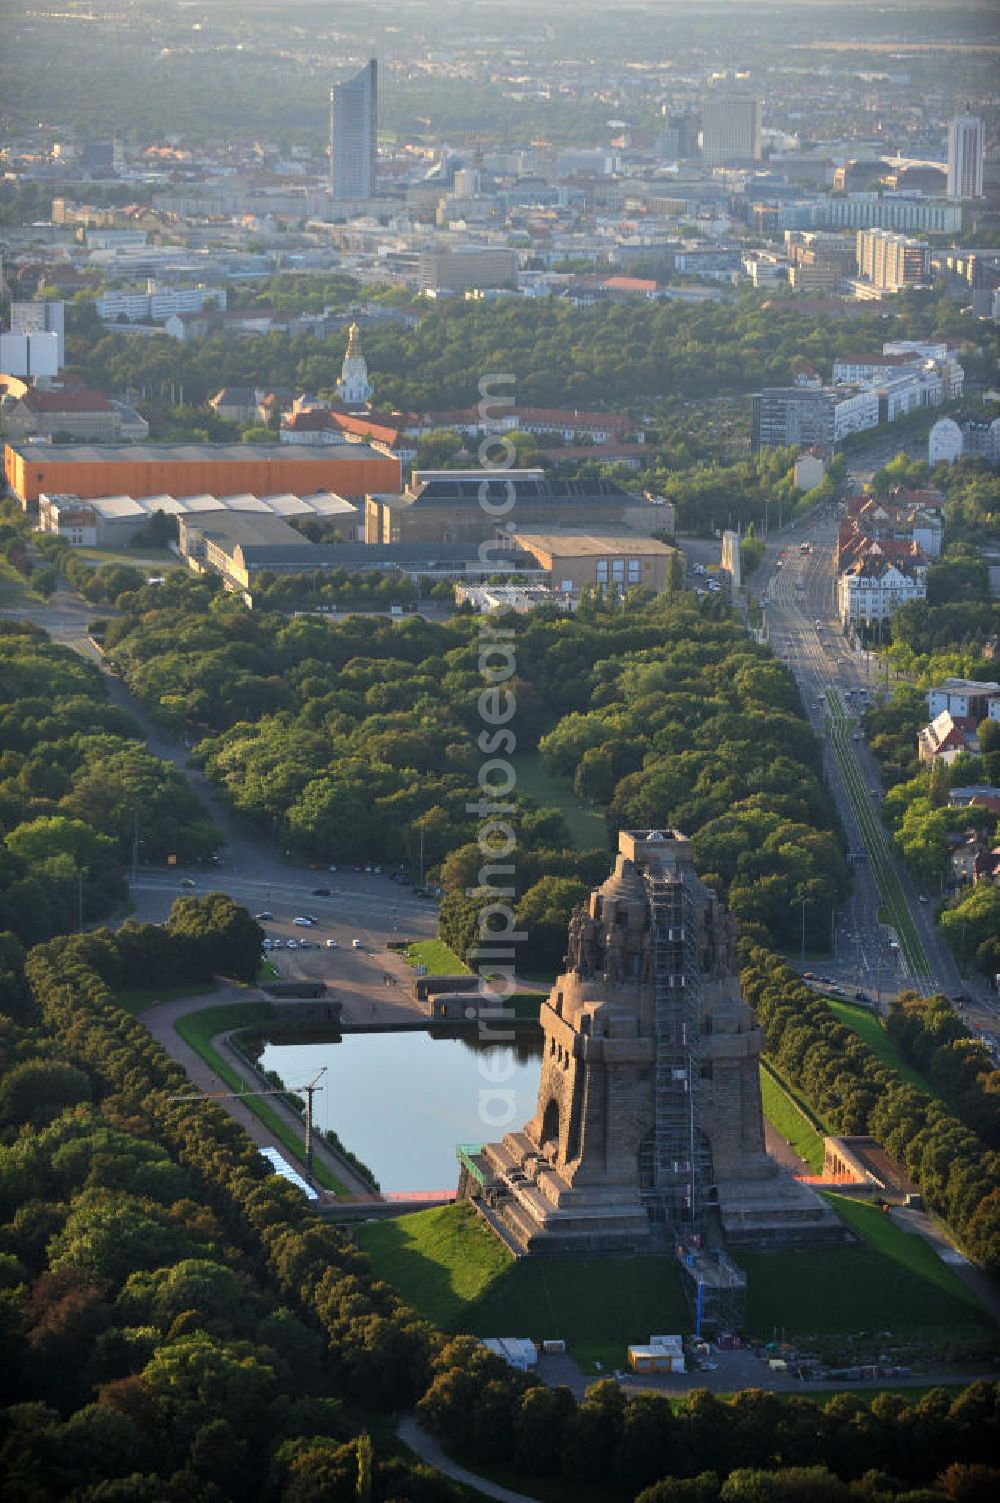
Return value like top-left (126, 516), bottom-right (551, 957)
top-left (255, 911), bottom-right (274, 921)
top-left (293, 916), bottom-right (316, 927)
top-left (311, 888), bottom-right (331, 897)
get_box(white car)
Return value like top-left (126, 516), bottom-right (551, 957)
top-left (286, 939), bottom-right (299, 950)
top-left (352, 939), bottom-right (363, 950)
top-left (293, 916), bottom-right (316, 927)
top-left (325, 938), bottom-right (339, 949)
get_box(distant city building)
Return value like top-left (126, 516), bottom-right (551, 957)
top-left (927, 679), bottom-right (1000, 721)
top-left (37, 488), bottom-right (360, 548)
top-left (335, 322), bottom-right (374, 408)
top-left (365, 470), bottom-right (667, 547)
top-left (947, 114), bottom-right (985, 199)
top-left (95, 284), bottom-right (227, 325)
top-left (855, 228), bottom-right (930, 292)
top-left (417, 247), bottom-right (518, 292)
top-left (330, 59), bottom-right (377, 200)
top-left (837, 554), bottom-right (927, 627)
top-left (818, 196), bottom-right (962, 234)
top-left (9, 301), bottom-right (65, 366)
top-left (700, 93), bottom-right (763, 167)
top-left (918, 710), bottom-right (981, 766)
top-left (928, 414), bottom-right (1000, 466)
top-left (839, 493), bottom-right (942, 561)
top-left (3, 387), bottom-right (147, 443)
top-left (3, 440), bottom-right (400, 509)
top-left (751, 382), bottom-right (878, 450)
top-left (504, 528), bottom-right (678, 598)
top-left (0, 331), bottom-right (59, 379)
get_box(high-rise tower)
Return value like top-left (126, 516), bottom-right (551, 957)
top-left (700, 93), bottom-right (762, 167)
top-left (330, 59), bottom-right (377, 201)
top-left (460, 830), bottom-right (845, 1255)
top-left (947, 113), bottom-right (984, 199)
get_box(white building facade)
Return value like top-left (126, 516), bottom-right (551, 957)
top-left (837, 559), bottom-right (927, 625)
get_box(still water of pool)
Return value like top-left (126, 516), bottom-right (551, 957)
top-left (260, 1027), bottom-right (542, 1192)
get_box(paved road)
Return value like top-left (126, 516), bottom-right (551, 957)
top-left (754, 506), bottom-right (999, 1030)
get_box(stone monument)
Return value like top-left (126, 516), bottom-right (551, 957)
top-left (460, 829), bottom-right (845, 1255)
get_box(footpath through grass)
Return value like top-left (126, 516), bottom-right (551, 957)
top-left (512, 751), bottom-right (608, 852)
top-left (759, 1062), bottom-right (825, 1171)
top-left (173, 1001), bottom-right (348, 1195)
top-left (825, 998), bottom-right (937, 1095)
top-left (739, 1192), bottom-right (990, 1340)
top-left (356, 1202), bottom-right (688, 1371)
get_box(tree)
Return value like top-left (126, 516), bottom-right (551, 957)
top-left (515, 876), bottom-right (588, 972)
top-left (0, 1059), bottom-right (91, 1128)
top-left (165, 893), bottom-right (264, 982)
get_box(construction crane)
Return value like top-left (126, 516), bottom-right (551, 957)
top-left (170, 1066), bottom-right (327, 1175)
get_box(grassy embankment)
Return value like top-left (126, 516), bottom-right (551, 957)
top-left (824, 997), bottom-right (938, 1095)
top-left (357, 1191), bottom-right (990, 1374)
top-left (172, 1000), bottom-right (348, 1195)
top-left (404, 938), bottom-right (470, 974)
top-left (759, 1063), bottom-right (825, 1172)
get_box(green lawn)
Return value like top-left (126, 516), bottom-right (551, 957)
top-left (173, 1001), bottom-right (348, 1195)
top-left (405, 938), bottom-right (469, 974)
top-left (511, 752), bottom-right (608, 852)
top-left (759, 1064), bottom-right (825, 1172)
top-left (356, 1202), bottom-right (689, 1371)
top-left (75, 545), bottom-right (180, 570)
top-left (115, 981), bottom-right (218, 1016)
top-left (738, 1193), bottom-right (990, 1340)
top-left (358, 1195), bottom-right (990, 1371)
top-left (825, 999), bottom-right (937, 1095)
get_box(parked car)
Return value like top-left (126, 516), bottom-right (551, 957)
top-left (262, 938), bottom-right (273, 951)
top-left (325, 939), bottom-right (339, 949)
top-left (352, 939), bottom-right (363, 950)
top-left (286, 939), bottom-right (299, 950)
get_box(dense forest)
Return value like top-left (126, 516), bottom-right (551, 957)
top-left (0, 622), bottom-right (217, 946)
top-left (64, 293), bottom-right (932, 417)
top-left (101, 580), bottom-right (847, 965)
top-left (1, 922), bottom-right (998, 1502)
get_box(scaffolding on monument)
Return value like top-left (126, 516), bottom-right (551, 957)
top-left (648, 869), bottom-right (702, 1231)
top-left (676, 1242), bottom-right (747, 1337)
